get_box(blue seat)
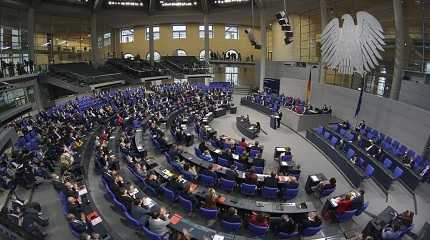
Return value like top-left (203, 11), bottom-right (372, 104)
top-left (199, 174), bottom-right (216, 187)
top-left (142, 225), bottom-right (167, 240)
top-left (182, 171), bottom-right (196, 182)
top-left (319, 187), bottom-right (335, 198)
top-left (240, 183), bottom-right (257, 196)
top-left (301, 226), bottom-right (322, 237)
top-left (219, 178), bottom-right (236, 192)
top-left (178, 196), bottom-right (193, 212)
top-left (281, 154), bottom-right (292, 162)
top-left (254, 166), bottom-right (264, 174)
top-left (314, 126), bottom-right (324, 135)
top-left (160, 186), bottom-right (176, 202)
top-left (356, 157), bottom-right (365, 169)
top-left (396, 224), bottom-right (414, 239)
top-left (221, 220), bottom-right (241, 232)
top-left (330, 136), bottom-right (338, 146)
top-left (235, 146), bottom-right (245, 155)
top-left (346, 148), bottom-right (355, 160)
top-left (323, 132), bottom-right (331, 140)
top-left (335, 209), bottom-right (357, 223)
top-left (234, 161), bottom-right (247, 171)
top-left (340, 128), bottom-right (346, 136)
top-left (282, 188), bottom-right (299, 200)
top-left (199, 207), bottom-right (218, 220)
top-left (248, 222), bottom-right (269, 236)
top-left (278, 231), bottom-right (299, 239)
top-left (195, 148), bottom-right (202, 157)
top-left (355, 202), bottom-right (369, 216)
top-left (383, 159), bottom-right (393, 169)
top-left (364, 165), bottom-right (375, 179)
top-left (262, 187), bottom-right (279, 199)
top-left (217, 157), bottom-right (230, 167)
top-left (124, 211), bottom-right (141, 227)
top-left (250, 149), bottom-right (260, 159)
top-left (112, 197), bottom-right (128, 212)
top-left (393, 167), bottom-right (404, 180)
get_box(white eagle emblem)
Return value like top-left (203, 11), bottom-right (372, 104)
top-left (320, 11), bottom-right (386, 76)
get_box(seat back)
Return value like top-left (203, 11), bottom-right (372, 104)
top-left (199, 174), bottom-right (216, 187)
top-left (199, 207), bottom-right (218, 220)
top-left (283, 188), bottom-right (299, 200)
top-left (383, 159), bottom-right (393, 169)
top-left (235, 146), bottom-right (245, 155)
top-left (330, 136), bottom-right (338, 146)
top-left (142, 225), bottom-right (162, 240)
top-left (217, 157), bottom-right (230, 167)
top-left (194, 148), bottom-right (202, 157)
top-left (346, 148), bottom-right (355, 160)
top-left (124, 211), bottom-right (141, 227)
top-left (178, 196), bottom-right (193, 212)
top-left (393, 167), bottom-right (404, 179)
top-left (240, 183), bottom-right (257, 196)
top-left (315, 126), bottom-right (324, 135)
top-left (301, 226), bottom-right (322, 237)
top-left (221, 220), bottom-right (241, 232)
top-left (112, 197), bottom-right (128, 212)
top-left (250, 149), bottom-right (260, 158)
top-left (336, 209), bottom-right (357, 223)
top-left (281, 154), bottom-right (292, 162)
top-left (234, 161), bottom-right (247, 171)
top-left (248, 222), bottom-right (269, 236)
top-left (364, 165), bottom-right (375, 179)
top-left (254, 166), bottom-right (264, 174)
top-left (278, 231), bottom-right (299, 239)
top-left (355, 202), bottom-right (369, 216)
top-left (323, 132), bottom-right (331, 140)
top-left (160, 186), bottom-right (176, 202)
top-left (219, 178), bottom-right (236, 192)
top-left (262, 187), bottom-right (279, 199)
top-left (320, 187), bottom-right (335, 197)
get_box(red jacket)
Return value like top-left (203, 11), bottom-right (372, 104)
top-left (336, 199), bottom-right (352, 214)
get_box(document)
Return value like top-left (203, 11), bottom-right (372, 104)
top-left (213, 235), bottom-right (224, 240)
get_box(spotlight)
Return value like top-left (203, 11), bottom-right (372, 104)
top-left (275, 9), bottom-right (293, 45)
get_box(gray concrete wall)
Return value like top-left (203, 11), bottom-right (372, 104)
top-left (399, 81), bottom-right (430, 112)
top-left (265, 61), bottom-right (430, 155)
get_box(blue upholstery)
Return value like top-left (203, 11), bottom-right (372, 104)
top-left (219, 178), bottom-right (236, 192)
top-left (142, 225), bottom-right (167, 240)
top-left (330, 136), bottom-right (338, 146)
top-left (199, 207), bottom-right (218, 220)
top-left (315, 126), bottom-right (324, 135)
top-left (383, 159), bottom-right (393, 169)
top-left (160, 186), bottom-right (176, 202)
top-left (393, 167), bottom-right (404, 180)
top-left (301, 226), bottom-right (322, 237)
top-left (281, 154), bottom-right (292, 162)
top-left (178, 196), bottom-right (193, 212)
top-left (240, 183), bottom-right (257, 196)
top-left (319, 187), bottom-right (335, 198)
top-left (235, 146), bottom-right (245, 155)
top-left (323, 132), bottom-right (331, 140)
top-left (254, 166), bottom-right (264, 174)
top-left (346, 148), bottom-right (355, 160)
top-left (234, 161), bottom-right (247, 171)
top-left (248, 222), bottom-right (269, 236)
top-left (364, 165), bottom-right (375, 179)
top-left (250, 149), bottom-right (260, 159)
top-left (355, 202), bottom-right (369, 216)
top-left (217, 157), bottom-right (230, 167)
top-left (113, 197), bottom-right (128, 212)
top-left (221, 220), bottom-right (241, 232)
top-left (199, 174), bottom-right (216, 187)
top-left (282, 188), bottom-right (299, 200)
top-left (262, 187), bottom-right (279, 199)
top-left (278, 231), bottom-right (299, 239)
top-left (124, 211), bottom-right (141, 227)
top-left (335, 209), bottom-right (357, 223)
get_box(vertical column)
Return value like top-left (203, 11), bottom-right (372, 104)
top-left (319, 0), bottom-right (328, 83)
top-left (391, 0), bottom-right (407, 100)
top-left (90, 13), bottom-right (99, 66)
top-left (149, 25), bottom-right (155, 65)
top-left (259, 10), bottom-right (267, 91)
top-left (110, 28), bottom-right (116, 58)
top-left (204, 14), bottom-right (210, 62)
top-left (27, 8), bottom-right (35, 64)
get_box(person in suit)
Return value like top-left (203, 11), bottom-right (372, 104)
top-left (203, 188), bottom-right (222, 209)
top-left (221, 207), bottom-right (242, 223)
top-left (351, 190), bottom-right (365, 211)
top-left (179, 183), bottom-right (200, 208)
top-left (299, 212), bottom-right (322, 232)
top-left (221, 148), bottom-right (233, 162)
top-left (148, 207), bottom-right (170, 237)
top-left (263, 171), bottom-right (278, 188)
top-left (145, 174), bottom-right (160, 190)
top-left (315, 177), bottom-right (336, 193)
top-left (275, 214), bottom-right (296, 234)
top-left (245, 168), bottom-right (258, 185)
top-left (130, 198), bottom-right (151, 220)
top-left (199, 141), bottom-right (209, 152)
top-left (119, 188), bottom-right (134, 212)
top-left (67, 197), bottom-right (85, 221)
top-left (247, 212), bottom-right (269, 227)
top-left (252, 153), bottom-right (265, 167)
top-left (284, 176), bottom-right (299, 189)
top-left (67, 213), bottom-right (88, 234)
top-left (336, 192), bottom-right (353, 215)
top-left (277, 111), bottom-right (282, 128)
top-left (199, 164), bottom-right (218, 180)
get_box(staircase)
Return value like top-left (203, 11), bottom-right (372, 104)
top-left (233, 85), bottom-right (252, 95)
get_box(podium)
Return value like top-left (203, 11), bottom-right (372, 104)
top-left (270, 115), bottom-right (279, 129)
top-left (230, 106), bottom-right (237, 114)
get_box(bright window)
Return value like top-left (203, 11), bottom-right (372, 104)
top-left (103, 33), bottom-right (111, 47)
top-left (199, 25), bottom-right (213, 39)
top-left (225, 25), bottom-right (238, 39)
top-left (124, 53), bottom-right (134, 59)
top-left (172, 25), bottom-right (187, 39)
top-left (12, 29), bottom-right (21, 49)
top-left (120, 28), bottom-right (134, 43)
top-left (377, 76), bottom-right (386, 96)
top-left (146, 51), bottom-right (161, 62)
top-left (145, 26), bottom-right (160, 40)
top-left (176, 49), bottom-right (187, 56)
top-left (225, 66), bottom-right (239, 85)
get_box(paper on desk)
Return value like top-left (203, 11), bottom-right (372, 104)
top-left (310, 175), bottom-right (319, 182)
top-left (78, 187), bottom-right (88, 196)
top-left (91, 216), bottom-right (102, 226)
top-left (213, 235), bottom-right (224, 240)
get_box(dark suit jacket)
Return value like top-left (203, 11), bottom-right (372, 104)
top-left (200, 169), bottom-right (218, 179)
top-left (278, 220), bottom-right (296, 233)
top-left (351, 195), bottom-right (364, 210)
top-left (70, 220), bottom-right (87, 233)
top-left (222, 213), bottom-right (242, 223)
top-left (224, 170), bottom-right (238, 181)
top-left (264, 176), bottom-right (278, 188)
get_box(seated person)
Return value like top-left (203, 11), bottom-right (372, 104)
top-left (145, 174), bottom-right (160, 190)
top-left (239, 138), bottom-right (248, 149)
top-left (245, 169), bottom-right (258, 185)
top-left (202, 188), bottom-right (223, 209)
top-left (63, 181), bottom-right (79, 198)
top-left (67, 197), bottom-right (85, 221)
top-left (67, 213), bottom-right (88, 234)
top-left (179, 183), bottom-right (200, 208)
top-left (166, 174), bottom-right (184, 194)
top-left (148, 207), bottom-right (170, 237)
top-left (263, 171), bottom-right (278, 188)
top-left (396, 210), bottom-right (414, 226)
top-left (314, 177), bottom-right (336, 193)
top-left (247, 212), bottom-right (269, 227)
top-left (286, 164), bottom-right (301, 176)
top-left (221, 207), bottom-right (242, 223)
top-left (382, 222), bottom-right (401, 240)
top-left (199, 164), bottom-right (218, 180)
top-left (350, 190), bottom-right (365, 211)
top-left (239, 151), bottom-right (249, 164)
top-left (201, 150), bottom-right (213, 162)
top-left (198, 141), bottom-right (209, 152)
top-left (336, 192), bottom-right (352, 215)
top-left (275, 214), bottom-right (296, 234)
top-left (183, 163), bottom-right (198, 178)
top-left (284, 176), bottom-right (299, 189)
top-left (299, 212), bottom-right (322, 232)
top-left (224, 167), bottom-right (239, 182)
top-left (118, 187), bottom-right (134, 212)
top-left (131, 198), bottom-right (152, 220)
top-left (252, 153), bottom-right (265, 167)
top-left (221, 148), bottom-right (233, 162)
